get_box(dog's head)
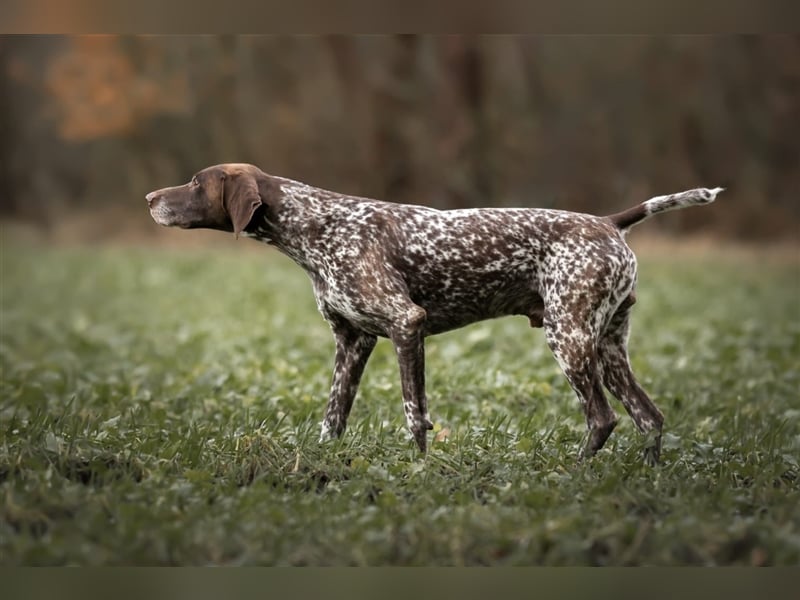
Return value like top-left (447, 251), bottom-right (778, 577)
top-left (146, 163), bottom-right (270, 236)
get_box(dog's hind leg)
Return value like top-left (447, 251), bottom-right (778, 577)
top-left (543, 299), bottom-right (618, 460)
top-left (598, 299), bottom-right (664, 465)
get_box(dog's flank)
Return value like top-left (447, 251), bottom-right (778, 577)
top-left (147, 163), bottom-right (721, 463)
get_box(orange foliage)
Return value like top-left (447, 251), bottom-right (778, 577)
top-left (44, 36), bottom-right (188, 141)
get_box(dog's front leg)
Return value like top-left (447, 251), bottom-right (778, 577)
top-left (319, 320), bottom-right (377, 442)
top-left (389, 304), bottom-right (434, 453)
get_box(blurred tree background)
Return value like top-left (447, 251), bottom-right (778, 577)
top-left (0, 35), bottom-right (798, 241)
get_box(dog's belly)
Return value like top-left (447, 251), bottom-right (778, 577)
top-left (311, 266), bottom-right (543, 338)
top-left (407, 272), bottom-right (543, 336)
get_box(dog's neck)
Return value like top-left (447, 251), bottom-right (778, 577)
top-left (244, 177), bottom-right (356, 271)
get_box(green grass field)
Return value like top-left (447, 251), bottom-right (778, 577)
top-left (1, 240), bottom-right (798, 565)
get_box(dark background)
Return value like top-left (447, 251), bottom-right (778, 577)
top-left (1, 35), bottom-right (798, 242)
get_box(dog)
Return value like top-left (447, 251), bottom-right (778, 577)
top-left (147, 163), bottom-right (721, 463)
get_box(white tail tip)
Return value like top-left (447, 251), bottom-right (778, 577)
top-left (697, 187), bottom-right (724, 204)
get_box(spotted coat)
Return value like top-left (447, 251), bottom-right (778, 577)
top-left (146, 163), bottom-right (722, 462)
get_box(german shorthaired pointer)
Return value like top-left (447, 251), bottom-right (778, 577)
top-left (147, 163), bottom-right (721, 463)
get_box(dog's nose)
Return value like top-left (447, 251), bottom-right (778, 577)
top-left (146, 191), bottom-right (160, 207)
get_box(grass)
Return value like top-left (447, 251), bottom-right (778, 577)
top-left (1, 239), bottom-right (798, 565)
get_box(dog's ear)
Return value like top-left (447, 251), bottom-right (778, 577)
top-left (221, 171), bottom-right (263, 237)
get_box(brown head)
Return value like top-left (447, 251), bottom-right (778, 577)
top-left (146, 163), bottom-right (270, 237)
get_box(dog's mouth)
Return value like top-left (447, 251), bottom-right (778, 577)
top-left (149, 204), bottom-right (182, 227)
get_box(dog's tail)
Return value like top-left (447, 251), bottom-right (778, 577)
top-left (607, 187), bottom-right (724, 231)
